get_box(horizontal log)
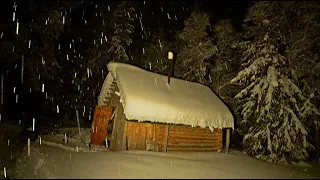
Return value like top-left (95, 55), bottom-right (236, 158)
top-left (169, 129), bottom-right (218, 135)
top-left (170, 133), bottom-right (216, 138)
top-left (170, 127), bottom-right (218, 132)
top-left (168, 134), bottom-right (217, 140)
top-left (169, 135), bottom-right (218, 140)
top-left (157, 139), bottom-right (221, 146)
top-left (170, 126), bottom-right (214, 132)
top-left (155, 143), bottom-right (221, 152)
top-left (159, 126), bottom-right (207, 131)
top-left (170, 125), bottom-right (220, 130)
top-left (168, 142), bottom-right (215, 147)
top-left (168, 138), bottom-right (217, 144)
top-left (166, 146), bottom-right (218, 151)
top-left (158, 136), bottom-right (220, 143)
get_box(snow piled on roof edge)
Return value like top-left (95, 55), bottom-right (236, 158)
top-left (102, 62), bottom-right (234, 130)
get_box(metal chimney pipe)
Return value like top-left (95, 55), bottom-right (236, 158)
top-left (167, 52), bottom-right (174, 84)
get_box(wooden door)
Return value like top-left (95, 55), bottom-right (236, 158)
top-left (91, 106), bottom-right (113, 145)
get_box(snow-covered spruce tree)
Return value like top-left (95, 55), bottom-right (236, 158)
top-left (108, 1), bottom-right (135, 63)
top-left (232, 33), bottom-right (311, 163)
top-left (232, 1), bottom-right (320, 164)
top-left (231, 6), bottom-right (320, 163)
top-left (279, 2), bottom-right (320, 132)
top-left (175, 6), bottom-right (217, 84)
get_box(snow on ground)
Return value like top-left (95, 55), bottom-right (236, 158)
top-left (0, 124), bottom-right (25, 179)
top-left (1, 125), bottom-right (319, 179)
top-left (10, 142), bottom-right (320, 179)
top-left (38, 127), bottom-right (108, 152)
top-left (40, 127), bottom-right (91, 147)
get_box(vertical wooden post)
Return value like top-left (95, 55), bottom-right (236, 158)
top-left (27, 138), bottom-right (30, 156)
top-left (1, 75), bottom-right (3, 106)
top-left (76, 109), bottom-right (81, 137)
top-left (144, 125), bottom-right (148, 150)
top-left (21, 55), bottom-right (24, 84)
top-left (164, 125), bottom-right (170, 152)
top-left (153, 124), bottom-right (156, 151)
top-left (122, 121), bottom-right (128, 150)
top-left (315, 121), bottom-right (320, 164)
top-left (167, 52), bottom-right (174, 84)
top-left (226, 128), bottom-right (230, 154)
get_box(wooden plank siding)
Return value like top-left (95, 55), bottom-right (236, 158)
top-left (90, 106), bottom-right (113, 145)
top-left (124, 121), bottom-right (153, 150)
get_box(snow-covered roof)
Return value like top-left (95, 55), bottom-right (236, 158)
top-left (98, 62), bottom-right (234, 130)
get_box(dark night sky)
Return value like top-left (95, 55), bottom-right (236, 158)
top-left (0, 1), bottom-right (250, 31)
top-left (0, 1), bottom-right (250, 119)
top-left (200, 1), bottom-right (250, 30)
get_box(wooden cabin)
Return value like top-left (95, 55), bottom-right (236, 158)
top-left (91, 62), bottom-right (234, 153)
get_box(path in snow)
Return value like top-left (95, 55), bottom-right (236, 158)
top-left (12, 143), bottom-right (320, 179)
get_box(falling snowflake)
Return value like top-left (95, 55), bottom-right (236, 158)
top-left (13, 12), bottom-right (16, 21)
top-left (167, 13), bottom-right (171, 20)
top-left (16, 21), bottom-right (19, 34)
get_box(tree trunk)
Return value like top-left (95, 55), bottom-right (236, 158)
top-left (315, 121), bottom-right (320, 164)
top-left (21, 55), bottom-right (24, 84)
top-left (0, 75), bottom-right (3, 115)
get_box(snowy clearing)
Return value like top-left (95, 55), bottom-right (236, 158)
top-left (9, 142), bottom-right (319, 179)
top-left (1, 126), bottom-right (319, 179)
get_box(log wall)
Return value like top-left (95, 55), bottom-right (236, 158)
top-left (107, 85), bottom-right (223, 152)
